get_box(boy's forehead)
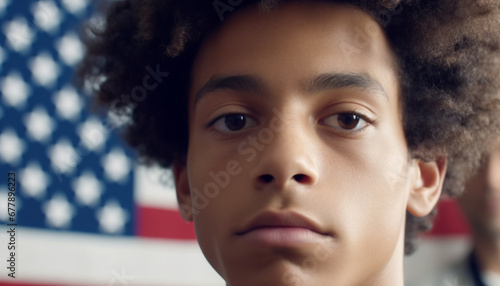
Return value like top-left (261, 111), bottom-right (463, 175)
top-left (196, 2), bottom-right (386, 60)
top-left (214, 2), bottom-right (371, 35)
top-left (190, 1), bottom-right (398, 103)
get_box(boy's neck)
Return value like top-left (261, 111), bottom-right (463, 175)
top-left (369, 242), bottom-right (405, 286)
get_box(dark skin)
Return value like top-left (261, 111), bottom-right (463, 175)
top-left (459, 140), bottom-right (500, 274)
top-left (173, 2), bottom-right (447, 286)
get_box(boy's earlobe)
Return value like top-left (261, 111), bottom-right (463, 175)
top-left (407, 157), bottom-right (448, 217)
top-left (173, 162), bottom-right (194, 222)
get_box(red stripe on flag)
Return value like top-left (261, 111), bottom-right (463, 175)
top-left (137, 206), bottom-right (197, 240)
top-left (426, 199), bottom-right (471, 236)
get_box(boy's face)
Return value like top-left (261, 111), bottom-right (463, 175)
top-left (175, 2), bottom-right (440, 285)
top-left (460, 141), bottom-right (500, 237)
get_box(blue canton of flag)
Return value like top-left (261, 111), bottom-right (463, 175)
top-left (0, 0), bottom-right (134, 240)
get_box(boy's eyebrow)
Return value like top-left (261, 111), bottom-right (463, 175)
top-left (302, 72), bottom-right (389, 101)
top-left (194, 75), bottom-right (267, 105)
top-left (194, 73), bottom-right (388, 105)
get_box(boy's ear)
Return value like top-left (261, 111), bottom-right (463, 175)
top-left (173, 160), bottom-right (194, 222)
top-left (407, 157), bottom-right (448, 217)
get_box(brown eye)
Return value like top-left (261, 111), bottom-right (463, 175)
top-left (212, 114), bottom-right (257, 133)
top-left (225, 114), bottom-right (246, 131)
top-left (337, 113), bottom-right (361, 130)
top-left (322, 113), bottom-right (368, 131)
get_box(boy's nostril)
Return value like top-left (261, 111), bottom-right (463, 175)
top-left (293, 174), bottom-right (307, 183)
top-left (259, 174), bottom-right (274, 183)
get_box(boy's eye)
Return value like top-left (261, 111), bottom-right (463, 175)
top-left (211, 114), bottom-right (258, 133)
top-left (321, 113), bottom-right (369, 131)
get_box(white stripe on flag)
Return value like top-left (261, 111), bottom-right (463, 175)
top-left (134, 164), bottom-right (179, 210)
top-left (404, 236), bottom-right (471, 286)
top-left (0, 227), bottom-right (224, 286)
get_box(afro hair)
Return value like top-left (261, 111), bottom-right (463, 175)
top-left (77, 0), bottom-right (500, 254)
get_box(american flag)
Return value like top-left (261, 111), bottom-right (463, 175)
top-left (0, 0), bottom-right (472, 285)
top-left (0, 0), bottom-right (223, 285)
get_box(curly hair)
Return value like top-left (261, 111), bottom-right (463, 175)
top-left (77, 0), bottom-right (500, 254)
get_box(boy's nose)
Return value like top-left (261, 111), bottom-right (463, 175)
top-left (250, 121), bottom-right (319, 191)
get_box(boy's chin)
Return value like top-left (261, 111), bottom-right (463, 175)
top-left (221, 259), bottom-right (323, 286)
top-left (212, 243), bottom-right (345, 286)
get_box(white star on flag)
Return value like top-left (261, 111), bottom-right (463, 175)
top-left (72, 170), bottom-right (103, 207)
top-left (0, 128), bottom-right (26, 165)
top-left (102, 148), bottom-right (131, 183)
top-left (78, 116), bottom-right (108, 152)
top-left (53, 85), bottom-right (83, 121)
top-left (3, 17), bottom-right (35, 53)
top-left (31, 0), bottom-right (62, 34)
top-left (48, 138), bottom-right (80, 175)
top-left (1, 72), bottom-right (31, 109)
top-left (96, 200), bottom-right (128, 234)
top-left (19, 161), bottom-right (50, 199)
top-left (56, 32), bottom-right (85, 66)
top-left (43, 193), bottom-right (75, 228)
top-left (29, 52), bottom-right (61, 87)
top-left (24, 106), bottom-right (56, 143)
top-left (61, 0), bottom-right (88, 15)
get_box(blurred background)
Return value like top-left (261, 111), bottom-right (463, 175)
top-left (0, 0), bottom-right (473, 285)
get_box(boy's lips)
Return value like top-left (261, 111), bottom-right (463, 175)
top-left (235, 211), bottom-right (333, 246)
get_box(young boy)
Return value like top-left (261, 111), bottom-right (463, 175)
top-left (78, 0), bottom-right (500, 285)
